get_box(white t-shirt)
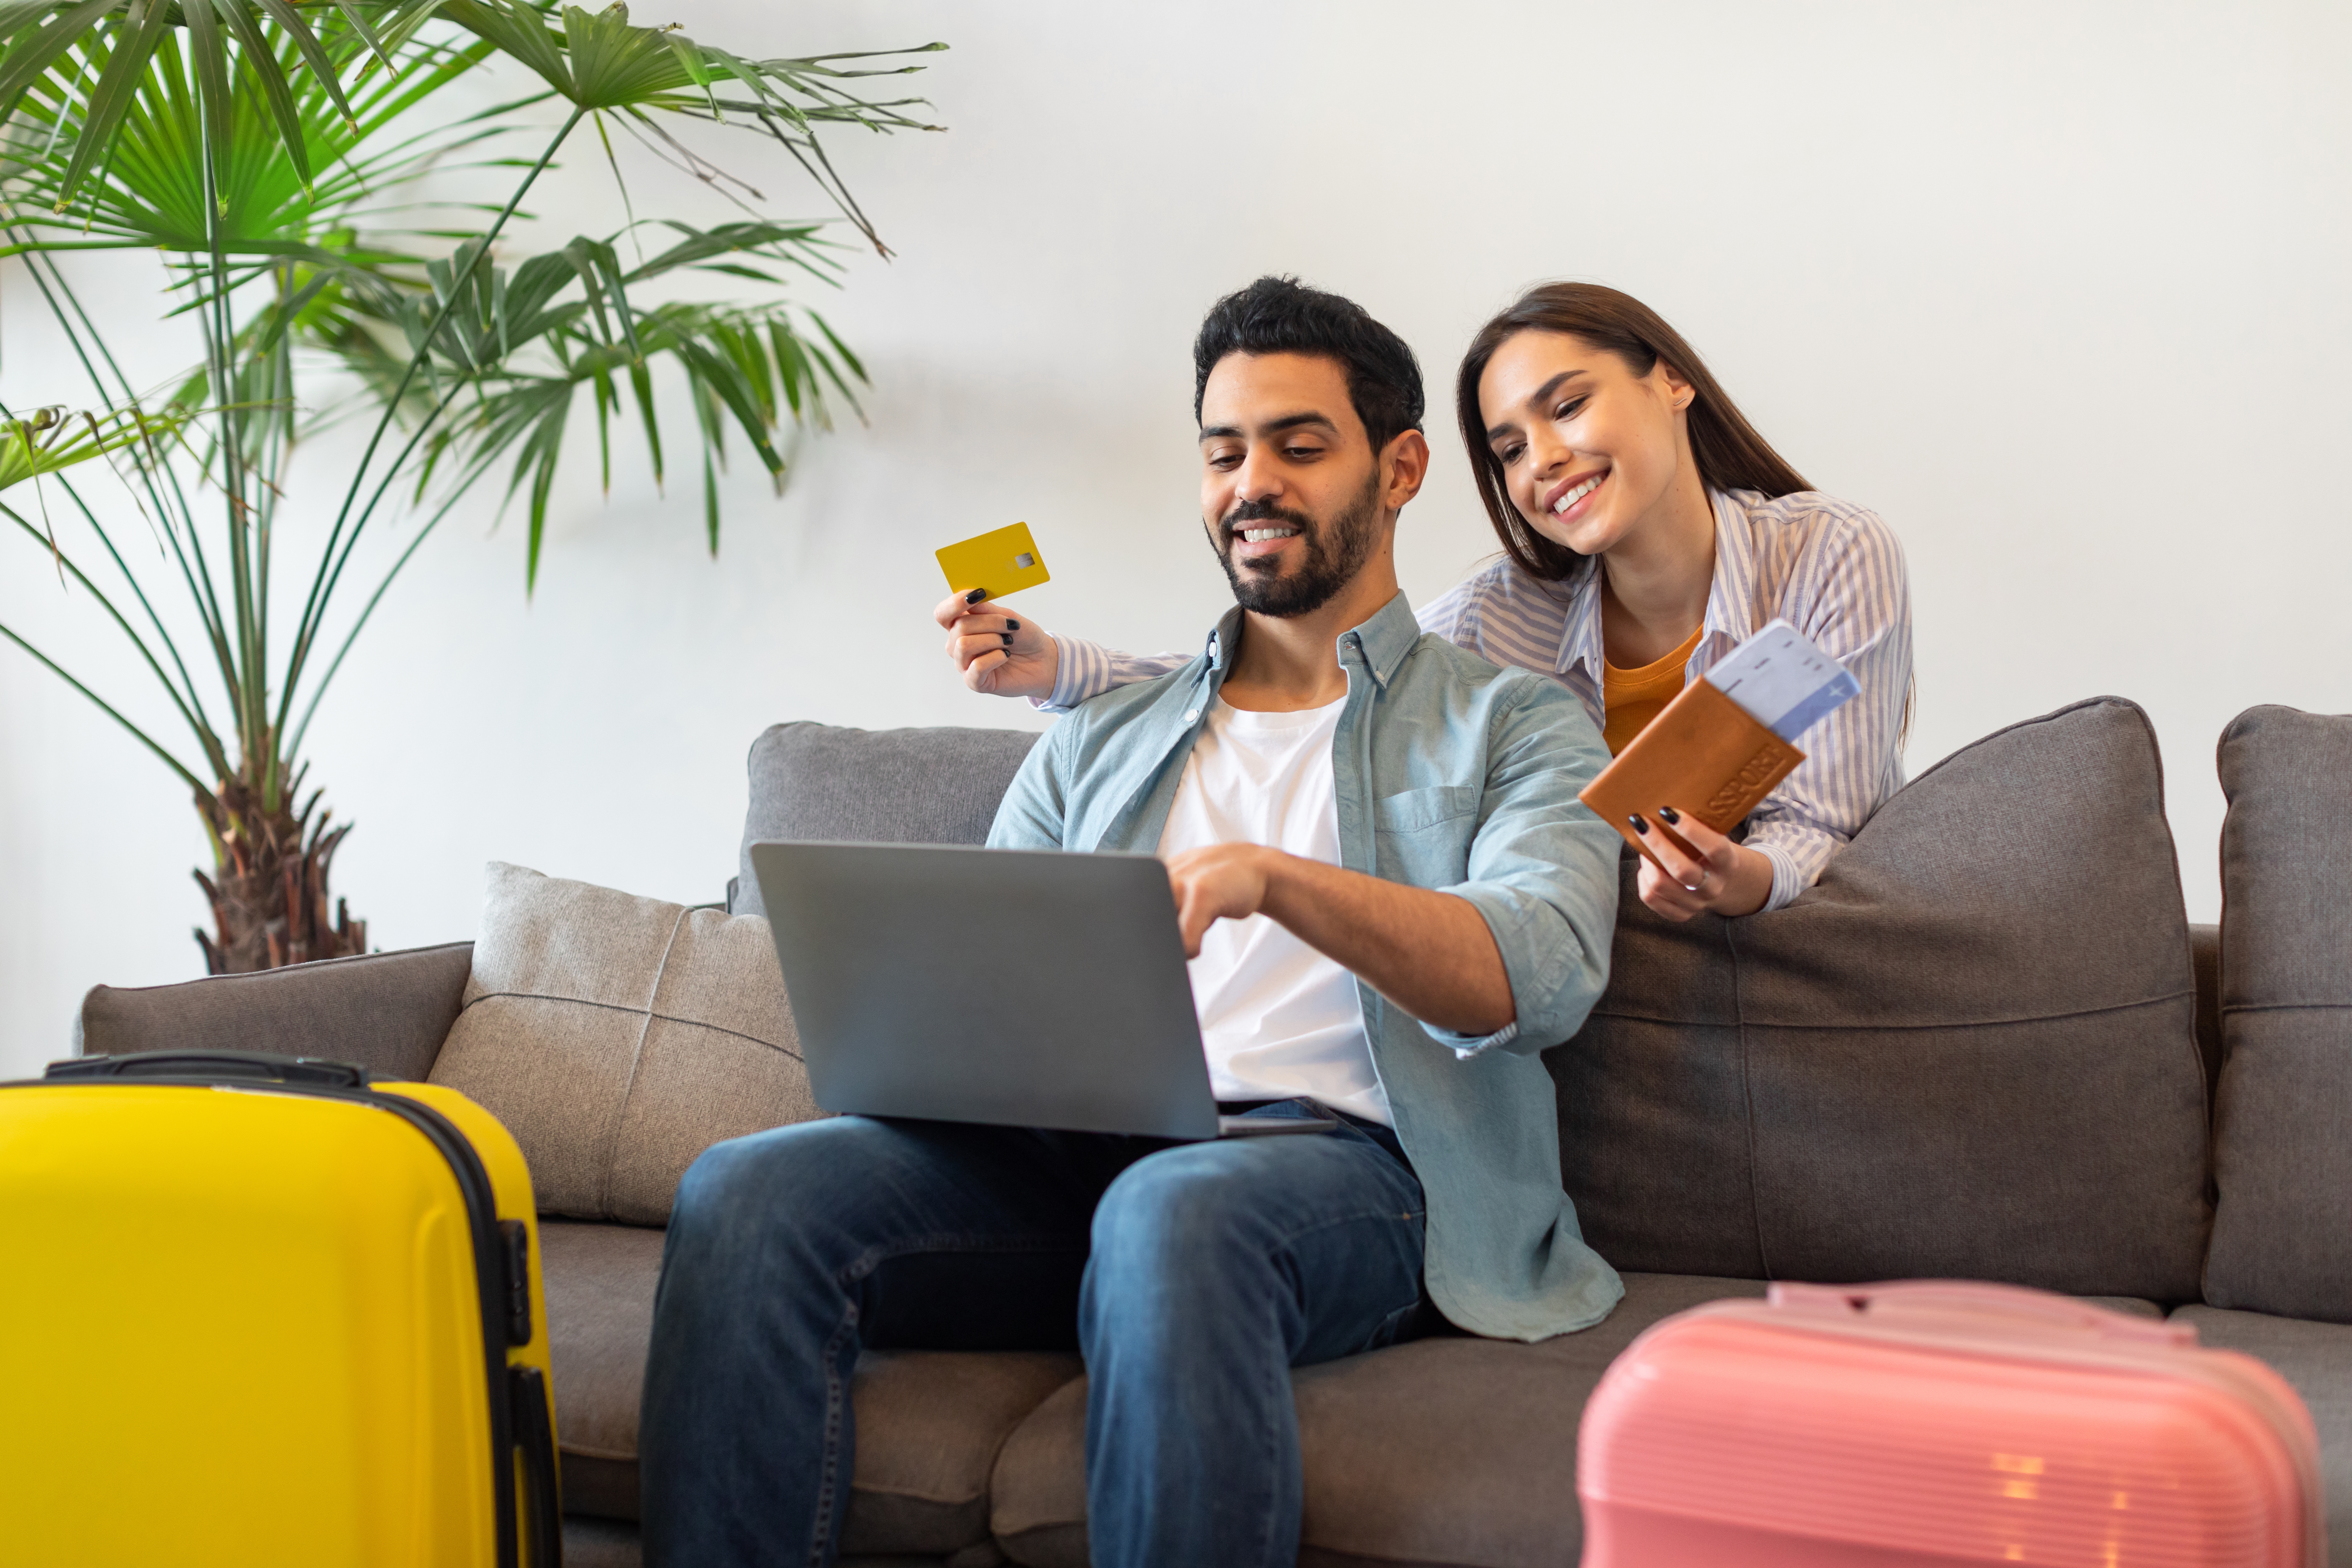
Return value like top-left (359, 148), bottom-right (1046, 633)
top-left (1154, 695), bottom-right (1392, 1126)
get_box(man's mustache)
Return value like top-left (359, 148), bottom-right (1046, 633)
top-left (1219, 498), bottom-right (1317, 542)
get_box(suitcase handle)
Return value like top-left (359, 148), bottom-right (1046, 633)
top-left (1768, 1280), bottom-right (2194, 1346)
top-left (45, 1049), bottom-right (374, 1089)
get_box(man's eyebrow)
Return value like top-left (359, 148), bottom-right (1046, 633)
top-left (1198, 410), bottom-right (1343, 441)
top-left (1484, 371), bottom-right (1588, 444)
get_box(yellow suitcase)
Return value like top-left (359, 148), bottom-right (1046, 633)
top-left (0, 1050), bottom-right (561, 1566)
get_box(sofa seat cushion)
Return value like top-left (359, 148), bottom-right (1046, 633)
top-left (1548, 696), bottom-right (2211, 1300)
top-left (841, 1354), bottom-right (1084, 1557)
top-left (985, 1274), bottom-right (2162, 1568)
top-left (541, 1221), bottom-right (666, 1519)
top-left (538, 1219), bottom-right (1079, 1554)
top-left (430, 863), bottom-right (821, 1224)
top-left (2172, 1307), bottom-right (2352, 1567)
top-left (733, 722), bottom-right (1041, 918)
top-left (987, 1273), bottom-right (1759, 1568)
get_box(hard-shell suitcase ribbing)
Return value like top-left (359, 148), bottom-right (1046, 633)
top-left (0, 1050), bottom-right (561, 1567)
top-left (1579, 1280), bottom-right (2322, 1568)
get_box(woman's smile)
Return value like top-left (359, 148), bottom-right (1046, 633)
top-left (1546, 468), bottom-right (1609, 519)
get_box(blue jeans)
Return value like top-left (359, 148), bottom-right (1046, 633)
top-left (639, 1100), bottom-right (1428, 1568)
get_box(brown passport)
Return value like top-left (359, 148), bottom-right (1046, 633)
top-left (1579, 678), bottom-right (1805, 870)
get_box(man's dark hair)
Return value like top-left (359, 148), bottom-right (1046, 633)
top-left (1192, 276), bottom-right (1424, 454)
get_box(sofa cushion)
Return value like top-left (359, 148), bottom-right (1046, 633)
top-left (842, 1353), bottom-right (1086, 1557)
top-left (559, 1517), bottom-right (643, 1568)
top-left (988, 1273), bottom-right (1764, 1568)
top-left (732, 722), bottom-right (1040, 918)
top-left (1548, 696), bottom-right (2211, 1300)
top-left (537, 1218), bottom-right (1078, 1554)
top-left (986, 1277), bottom-right (2162, 1568)
top-left (2172, 1306), bottom-right (2352, 1567)
top-left (2204, 706), bottom-right (2352, 1321)
top-left (540, 1221), bottom-right (666, 1520)
top-left (75, 941), bottom-right (474, 1082)
top-left (429, 863), bottom-right (820, 1223)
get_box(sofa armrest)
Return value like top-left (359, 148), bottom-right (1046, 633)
top-left (2189, 922), bottom-right (2221, 1112)
top-left (75, 941), bottom-right (475, 1084)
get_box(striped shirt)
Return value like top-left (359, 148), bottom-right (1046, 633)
top-left (1044, 488), bottom-right (1913, 912)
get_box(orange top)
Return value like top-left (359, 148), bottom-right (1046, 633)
top-left (1601, 624), bottom-right (1705, 755)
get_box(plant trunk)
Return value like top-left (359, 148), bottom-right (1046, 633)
top-left (193, 769), bottom-right (368, 974)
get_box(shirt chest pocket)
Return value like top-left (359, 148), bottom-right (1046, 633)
top-left (1370, 785), bottom-right (1480, 883)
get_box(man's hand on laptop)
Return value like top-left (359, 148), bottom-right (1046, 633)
top-left (936, 590), bottom-right (1060, 699)
top-left (1162, 844), bottom-right (1516, 1037)
top-left (1163, 843), bottom-right (1275, 958)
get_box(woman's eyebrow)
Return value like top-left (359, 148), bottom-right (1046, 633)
top-left (1485, 370), bottom-right (1590, 444)
top-left (1528, 370), bottom-right (1587, 407)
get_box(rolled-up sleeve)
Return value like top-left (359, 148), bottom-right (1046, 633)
top-left (1744, 511), bottom-right (1913, 911)
top-left (1420, 678), bottom-right (1622, 1057)
top-left (1035, 636), bottom-right (1188, 715)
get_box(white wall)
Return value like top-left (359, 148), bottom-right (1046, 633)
top-left (5, 0), bottom-right (2349, 1074)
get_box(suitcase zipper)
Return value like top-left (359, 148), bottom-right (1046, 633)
top-left (367, 1086), bottom-right (532, 1568)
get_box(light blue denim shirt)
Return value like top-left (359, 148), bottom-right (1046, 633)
top-left (988, 592), bottom-right (1626, 1341)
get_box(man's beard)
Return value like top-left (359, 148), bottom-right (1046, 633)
top-left (1212, 470), bottom-right (1382, 618)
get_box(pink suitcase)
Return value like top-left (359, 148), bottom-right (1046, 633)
top-left (1578, 1281), bottom-right (2323, 1568)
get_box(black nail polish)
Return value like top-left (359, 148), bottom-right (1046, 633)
top-left (965, 587), bottom-right (988, 604)
top-left (1658, 806), bottom-right (1681, 826)
top-left (1001, 632), bottom-right (1015, 645)
top-left (1629, 813), bottom-right (1649, 836)
top-left (1006, 619), bottom-right (1022, 631)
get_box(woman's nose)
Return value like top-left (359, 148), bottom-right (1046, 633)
top-left (1525, 429), bottom-right (1570, 481)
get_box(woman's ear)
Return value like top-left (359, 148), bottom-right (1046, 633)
top-left (1656, 361), bottom-right (1696, 413)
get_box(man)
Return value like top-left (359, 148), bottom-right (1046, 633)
top-left (640, 276), bottom-right (1624, 1568)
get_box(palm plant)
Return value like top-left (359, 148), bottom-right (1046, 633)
top-left (0, 0), bottom-right (940, 971)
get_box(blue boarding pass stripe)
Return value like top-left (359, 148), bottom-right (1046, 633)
top-left (1764, 667), bottom-right (1862, 743)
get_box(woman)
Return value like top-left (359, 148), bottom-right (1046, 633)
top-left (940, 283), bottom-right (1911, 919)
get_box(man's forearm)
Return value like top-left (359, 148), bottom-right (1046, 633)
top-left (1256, 852), bottom-right (1514, 1037)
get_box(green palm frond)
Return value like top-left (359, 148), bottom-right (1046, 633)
top-left (304, 217), bottom-right (868, 593)
top-left (0, 0), bottom-right (944, 843)
top-left (0, 21), bottom-right (497, 259)
top-left (0, 400), bottom-right (186, 491)
top-left (0, 0), bottom-right (362, 208)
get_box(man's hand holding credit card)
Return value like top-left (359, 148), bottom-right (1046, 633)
top-left (933, 523), bottom-right (1062, 700)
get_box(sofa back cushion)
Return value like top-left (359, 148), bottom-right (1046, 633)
top-left (2203, 705), bottom-right (2352, 1321)
top-left (429, 863), bottom-right (820, 1224)
top-left (76, 942), bottom-right (474, 1083)
top-left (732, 721), bottom-right (1041, 917)
top-left (1548, 696), bottom-right (2212, 1301)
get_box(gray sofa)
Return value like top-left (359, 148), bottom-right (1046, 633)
top-left (74, 698), bottom-right (2352, 1568)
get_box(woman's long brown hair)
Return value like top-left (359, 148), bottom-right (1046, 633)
top-left (1455, 283), bottom-right (1811, 582)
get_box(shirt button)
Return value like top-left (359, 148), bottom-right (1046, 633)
top-left (1184, 709), bottom-right (1200, 723)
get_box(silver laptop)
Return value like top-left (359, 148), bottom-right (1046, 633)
top-left (750, 841), bottom-right (1338, 1140)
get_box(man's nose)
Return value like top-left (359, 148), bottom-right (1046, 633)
top-left (1232, 446), bottom-right (1284, 503)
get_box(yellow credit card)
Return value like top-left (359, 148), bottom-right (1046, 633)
top-left (936, 522), bottom-right (1050, 600)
